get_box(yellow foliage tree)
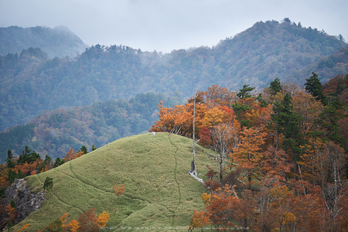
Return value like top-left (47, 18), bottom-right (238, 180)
top-left (97, 211), bottom-right (110, 227)
top-left (68, 219), bottom-right (79, 232)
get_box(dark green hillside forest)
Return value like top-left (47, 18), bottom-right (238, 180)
top-left (1, 19), bottom-right (347, 131)
top-left (0, 92), bottom-right (181, 162)
top-left (0, 26), bottom-right (87, 58)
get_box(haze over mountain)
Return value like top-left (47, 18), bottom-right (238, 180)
top-left (0, 26), bottom-right (87, 58)
top-left (0, 19), bottom-right (347, 161)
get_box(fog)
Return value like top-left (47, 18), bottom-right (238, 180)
top-left (0, 0), bottom-right (347, 53)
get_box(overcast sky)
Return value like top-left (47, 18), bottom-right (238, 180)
top-left (0, 0), bottom-right (347, 53)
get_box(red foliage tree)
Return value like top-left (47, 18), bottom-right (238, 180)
top-left (198, 126), bottom-right (211, 147)
top-left (77, 208), bottom-right (99, 232)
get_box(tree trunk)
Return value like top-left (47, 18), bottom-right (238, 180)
top-left (190, 91), bottom-right (197, 176)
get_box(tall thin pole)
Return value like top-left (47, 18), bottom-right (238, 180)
top-left (191, 89), bottom-right (197, 176)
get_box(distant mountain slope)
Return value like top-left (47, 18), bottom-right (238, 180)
top-left (12, 133), bottom-right (212, 231)
top-left (0, 92), bottom-right (182, 162)
top-left (0, 26), bottom-right (87, 58)
top-left (285, 46), bottom-right (348, 85)
top-left (0, 19), bottom-right (347, 131)
top-left (211, 20), bottom-right (347, 88)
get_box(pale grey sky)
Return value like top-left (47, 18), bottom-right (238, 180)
top-left (0, 0), bottom-right (347, 53)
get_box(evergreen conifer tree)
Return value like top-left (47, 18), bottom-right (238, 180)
top-left (305, 72), bottom-right (327, 105)
top-left (237, 84), bottom-right (256, 99)
top-left (271, 93), bottom-right (303, 173)
top-left (6, 149), bottom-right (15, 168)
top-left (269, 77), bottom-right (282, 96)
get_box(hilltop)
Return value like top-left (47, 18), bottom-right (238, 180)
top-left (12, 133), bottom-right (213, 231)
top-left (0, 26), bottom-right (87, 58)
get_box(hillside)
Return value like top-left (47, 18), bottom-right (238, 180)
top-left (285, 46), bottom-right (348, 84)
top-left (0, 26), bottom-right (87, 58)
top-left (0, 92), bottom-right (182, 162)
top-left (12, 133), bottom-right (213, 231)
top-left (0, 19), bottom-right (347, 132)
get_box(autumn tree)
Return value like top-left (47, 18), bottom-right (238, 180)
top-left (97, 211), bottom-right (110, 228)
top-left (61, 212), bottom-right (79, 232)
top-left (256, 183), bottom-right (296, 231)
top-left (202, 184), bottom-right (256, 230)
top-left (188, 210), bottom-right (210, 231)
top-left (211, 123), bottom-right (235, 182)
top-left (261, 146), bottom-right (292, 181)
top-left (113, 184), bottom-right (125, 197)
top-left (5, 203), bottom-right (16, 221)
top-left (44, 218), bottom-right (63, 232)
top-left (17, 223), bottom-right (30, 232)
top-left (77, 208), bottom-right (99, 232)
top-left (64, 148), bottom-right (84, 161)
top-left (198, 126), bottom-right (211, 147)
top-left (230, 126), bottom-right (266, 186)
top-left (292, 89), bottom-right (324, 137)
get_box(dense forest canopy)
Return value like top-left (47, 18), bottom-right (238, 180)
top-left (0, 92), bottom-right (181, 162)
top-left (0, 19), bottom-right (347, 132)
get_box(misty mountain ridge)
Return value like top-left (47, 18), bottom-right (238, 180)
top-left (0, 18), bottom-right (347, 136)
top-left (0, 25), bottom-right (87, 58)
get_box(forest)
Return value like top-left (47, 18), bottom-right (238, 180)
top-left (149, 73), bottom-right (348, 231)
top-left (0, 92), bottom-right (181, 162)
top-left (0, 17), bottom-right (348, 231)
top-left (1, 19), bottom-right (347, 132)
top-left (0, 73), bottom-right (347, 231)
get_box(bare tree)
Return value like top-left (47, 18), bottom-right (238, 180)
top-left (189, 91), bottom-right (197, 176)
top-left (188, 90), bottom-right (203, 183)
top-left (211, 123), bottom-right (234, 182)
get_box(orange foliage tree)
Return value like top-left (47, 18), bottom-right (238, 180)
top-left (176, 82), bottom-right (348, 231)
top-left (64, 148), bottom-right (85, 161)
top-left (230, 126), bottom-right (267, 185)
top-left (5, 204), bottom-right (16, 220)
top-left (60, 212), bottom-right (81, 232)
top-left (17, 223), bottom-right (30, 232)
top-left (113, 184), bottom-right (125, 197)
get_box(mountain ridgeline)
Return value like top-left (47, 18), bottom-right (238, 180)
top-left (0, 19), bottom-right (347, 132)
top-left (0, 26), bottom-right (87, 58)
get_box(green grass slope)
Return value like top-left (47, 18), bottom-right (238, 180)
top-left (13, 133), bottom-right (214, 231)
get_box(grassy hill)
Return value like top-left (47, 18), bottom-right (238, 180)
top-left (13, 133), bottom-right (214, 231)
